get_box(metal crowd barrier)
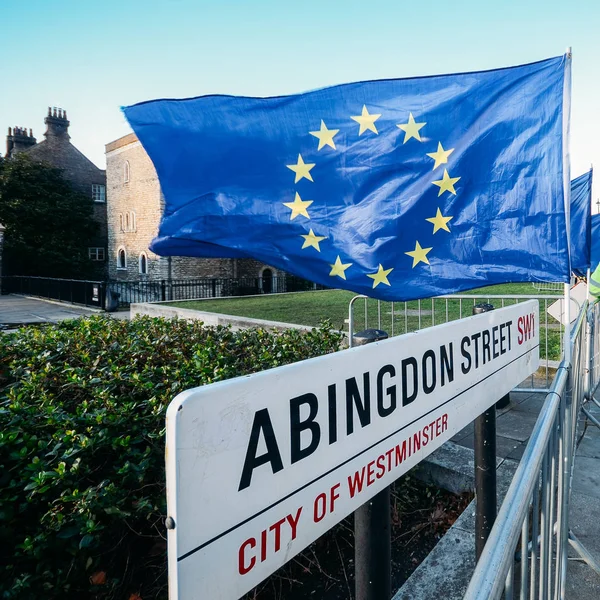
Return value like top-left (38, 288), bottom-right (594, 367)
top-left (463, 301), bottom-right (600, 600)
top-left (348, 294), bottom-right (564, 390)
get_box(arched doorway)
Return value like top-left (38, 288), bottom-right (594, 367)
top-left (261, 268), bottom-right (273, 294)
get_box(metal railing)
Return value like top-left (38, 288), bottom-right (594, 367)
top-left (347, 294), bottom-right (566, 389)
top-left (463, 301), bottom-right (600, 600)
top-left (0, 276), bottom-right (106, 309)
top-left (0, 274), bottom-right (325, 309)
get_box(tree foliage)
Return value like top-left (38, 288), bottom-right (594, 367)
top-left (0, 154), bottom-right (99, 278)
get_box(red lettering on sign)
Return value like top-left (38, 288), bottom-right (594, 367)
top-left (237, 507), bottom-right (303, 576)
top-left (517, 313), bottom-right (535, 345)
top-left (366, 460), bottom-right (376, 486)
top-left (330, 483), bottom-right (340, 513)
top-left (238, 538), bottom-right (256, 575)
top-left (313, 493), bottom-right (327, 522)
top-left (348, 467), bottom-right (366, 498)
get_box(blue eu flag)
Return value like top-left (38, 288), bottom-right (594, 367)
top-left (124, 55), bottom-right (570, 301)
top-left (570, 169), bottom-right (593, 276)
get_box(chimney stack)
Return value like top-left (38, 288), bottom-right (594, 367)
top-left (6, 126), bottom-right (37, 157)
top-left (44, 106), bottom-right (70, 139)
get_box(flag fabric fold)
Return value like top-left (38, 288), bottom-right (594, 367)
top-left (591, 214), bottom-right (600, 272)
top-left (570, 169), bottom-right (593, 276)
top-left (124, 55), bottom-right (570, 301)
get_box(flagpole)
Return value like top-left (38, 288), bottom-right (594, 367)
top-left (563, 47), bottom-right (573, 363)
top-left (557, 47), bottom-right (573, 600)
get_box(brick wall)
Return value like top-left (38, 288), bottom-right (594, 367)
top-left (105, 134), bottom-right (280, 282)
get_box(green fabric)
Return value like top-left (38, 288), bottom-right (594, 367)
top-left (590, 265), bottom-right (600, 297)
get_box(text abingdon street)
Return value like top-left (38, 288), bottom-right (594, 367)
top-left (165, 301), bottom-right (539, 600)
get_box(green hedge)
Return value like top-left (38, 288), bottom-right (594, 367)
top-left (0, 316), bottom-right (342, 599)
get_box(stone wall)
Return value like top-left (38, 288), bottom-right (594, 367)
top-left (105, 134), bottom-right (280, 282)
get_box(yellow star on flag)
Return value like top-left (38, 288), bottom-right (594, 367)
top-left (301, 228), bottom-right (326, 251)
top-left (309, 120), bottom-right (340, 150)
top-left (286, 154), bottom-right (315, 183)
top-left (405, 241), bottom-right (433, 268)
top-left (329, 255), bottom-right (352, 279)
top-left (426, 208), bottom-right (453, 233)
top-left (396, 113), bottom-right (426, 143)
top-left (426, 142), bottom-right (454, 170)
top-left (283, 193), bottom-right (313, 220)
top-left (367, 264), bottom-right (393, 288)
top-left (432, 169), bottom-right (460, 196)
top-left (351, 105), bottom-right (381, 136)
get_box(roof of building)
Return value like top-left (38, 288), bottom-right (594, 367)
top-left (105, 133), bottom-right (138, 154)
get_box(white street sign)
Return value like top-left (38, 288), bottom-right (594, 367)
top-left (165, 300), bottom-right (539, 599)
top-left (546, 282), bottom-right (587, 325)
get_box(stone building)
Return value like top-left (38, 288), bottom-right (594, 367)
top-left (5, 108), bottom-right (107, 273)
top-left (105, 133), bottom-right (281, 288)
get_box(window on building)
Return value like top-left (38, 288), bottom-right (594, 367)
top-left (117, 247), bottom-right (127, 269)
top-left (124, 161), bottom-right (130, 183)
top-left (139, 252), bottom-right (148, 275)
top-left (92, 184), bottom-right (106, 203)
top-left (88, 247), bottom-right (105, 261)
top-left (119, 211), bottom-right (137, 233)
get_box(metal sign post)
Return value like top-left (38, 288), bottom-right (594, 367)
top-left (472, 304), bottom-right (498, 559)
top-left (352, 329), bottom-right (391, 600)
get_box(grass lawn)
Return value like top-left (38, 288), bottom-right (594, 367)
top-left (166, 282), bottom-right (564, 359)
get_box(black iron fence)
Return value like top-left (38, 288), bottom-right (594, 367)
top-left (1, 276), bottom-right (106, 309)
top-left (0, 275), bottom-right (325, 310)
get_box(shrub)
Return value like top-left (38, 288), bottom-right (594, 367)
top-left (0, 316), bottom-right (342, 599)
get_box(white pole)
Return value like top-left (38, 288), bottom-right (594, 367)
top-left (563, 47), bottom-right (573, 362)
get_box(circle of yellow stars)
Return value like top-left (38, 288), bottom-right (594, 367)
top-left (283, 106), bottom-right (459, 289)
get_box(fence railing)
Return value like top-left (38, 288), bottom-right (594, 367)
top-left (347, 294), bottom-right (566, 390)
top-left (462, 300), bottom-right (597, 600)
top-left (0, 276), bottom-right (106, 309)
top-left (0, 275), bottom-right (325, 309)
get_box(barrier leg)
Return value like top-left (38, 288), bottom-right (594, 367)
top-left (474, 407), bottom-right (497, 559)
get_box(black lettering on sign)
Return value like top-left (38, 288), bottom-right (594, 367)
top-left (346, 373), bottom-right (370, 435)
top-left (422, 350), bottom-right (437, 394)
top-left (290, 393), bottom-right (321, 464)
top-left (461, 336), bottom-right (472, 374)
top-left (471, 332), bottom-right (481, 368)
top-left (376, 364), bottom-right (396, 418)
top-left (238, 409), bottom-right (284, 492)
top-left (440, 343), bottom-right (454, 385)
top-left (482, 330), bottom-right (491, 364)
top-left (499, 323), bottom-right (507, 354)
top-left (401, 357), bottom-right (418, 406)
top-left (327, 384), bottom-right (337, 445)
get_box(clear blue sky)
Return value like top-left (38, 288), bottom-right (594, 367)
top-left (1, 0), bottom-right (598, 201)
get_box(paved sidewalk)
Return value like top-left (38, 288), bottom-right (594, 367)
top-left (0, 294), bottom-right (129, 327)
top-left (565, 397), bottom-right (600, 598)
